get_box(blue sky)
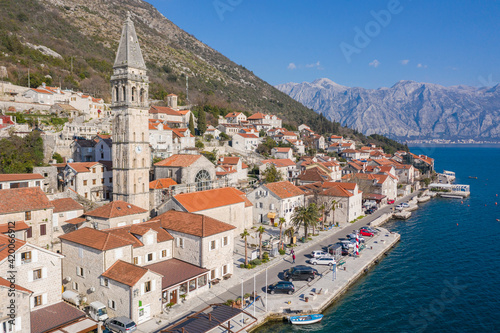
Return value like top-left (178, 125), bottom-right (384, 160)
top-left (147, 0), bottom-right (500, 89)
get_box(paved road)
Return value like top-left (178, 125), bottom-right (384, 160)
top-left (156, 194), bottom-right (417, 331)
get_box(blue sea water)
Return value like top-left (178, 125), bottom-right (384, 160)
top-left (257, 146), bottom-right (500, 333)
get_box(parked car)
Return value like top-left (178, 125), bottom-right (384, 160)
top-left (360, 226), bottom-right (378, 234)
top-left (359, 229), bottom-right (375, 237)
top-left (341, 246), bottom-right (350, 256)
top-left (284, 266), bottom-right (318, 282)
top-left (310, 256), bottom-right (336, 266)
top-left (365, 208), bottom-right (375, 215)
top-left (311, 250), bottom-right (329, 258)
top-left (387, 199), bottom-right (395, 204)
top-left (395, 204), bottom-right (404, 210)
top-left (401, 202), bottom-right (410, 208)
top-left (347, 233), bottom-right (365, 242)
top-left (268, 281), bottom-right (295, 295)
top-left (349, 236), bottom-right (365, 244)
top-left (340, 240), bottom-right (354, 248)
top-left (104, 317), bottom-right (137, 332)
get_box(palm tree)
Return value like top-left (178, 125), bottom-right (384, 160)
top-left (256, 226), bottom-right (266, 259)
top-left (292, 203), bottom-right (320, 241)
top-left (331, 199), bottom-right (338, 226)
top-left (278, 217), bottom-right (286, 246)
top-left (319, 203), bottom-right (326, 231)
top-left (240, 229), bottom-right (250, 266)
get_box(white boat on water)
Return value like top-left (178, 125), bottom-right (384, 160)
top-left (288, 314), bottom-right (324, 325)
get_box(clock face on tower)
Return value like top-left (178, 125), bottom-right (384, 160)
top-left (135, 145), bottom-right (142, 154)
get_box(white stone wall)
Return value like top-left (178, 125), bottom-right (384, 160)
top-left (0, 244), bottom-right (63, 311)
top-left (196, 202), bottom-right (249, 234)
top-left (169, 231), bottom-right (201, 267)
top-left (0, 286), bottom-right (31, 333)
top-left (0, 209), bottom-right (54, 249)
top-left (130, 271), bottom-right (162, 324)
top-left (200, 230), bottom-right (234, 279)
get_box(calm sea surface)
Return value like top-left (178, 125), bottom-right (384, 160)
top-left (257, 146), bottom-right (500, 333)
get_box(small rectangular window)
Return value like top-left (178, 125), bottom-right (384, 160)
top-left (21, 251), bottom-right (32, 263)
top-left (33, 269), bottom-right (42, 280)
top-left (133, 257), bottom-right (139, 265)
top-left (223, 236), bottom-right (228, 246)
top-left (25, 211), bottom-right (31, 221)
top-left (34, 295), bottom-right (42, 307)
top-left (92, 179), bottom-right (96, 185)
top-left (26, 227), bottom-right (32, 238)
top-left (147, 253), bottom-right (153, 262)
top-left (144, 281), bottom-right (151, 293)
top-left (40, 224), bottom-right (46, 236)
top-left (210, 240), bottom-right (216, 250)
top-left (83, 180), bottom-right (88, 186)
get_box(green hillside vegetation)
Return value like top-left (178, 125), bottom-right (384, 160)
top-left (0, 131), bottom-right (44, 173)
top-left (0, 0), bottom-right (406, 153)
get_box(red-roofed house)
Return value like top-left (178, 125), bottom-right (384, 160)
top-left (0, 173), bottom-right (44, 190)
top-left (317, 182), bottom-right (363, 224)
top-left (232, 132), bottom-right (261, 151)
top-left (0, 233), bottom-right (65, 330)
top-left (164, 187), bottom-right (252, 233)
top-left (154, 154), bottom-right (216, 186)
top-left (216, 156), bottom-right (249, 184)
top-left (247, 112), bottom-right (282, 128)
top-left (149, 178), bottom-right (178, 211)
top-left (248, 181), bottom-right (304, 226)
top-left (223, 112), bottom-right (247, 124)
top-left (259, 159), bottom-right (298, 181)
top-left (343, 172), bottom-right (397, 202)
top-left (0, 187), bottom-right (55, 249)
top-left (50, 198), bottom-right (84, 237)
top-left (149, 105), bottom-right (183, 124)
top-left (271, 147), bottom-right (293, 160)
top-left (84, 200), bottom-right (149, 230)
top-left (62, 162), bottom-right (113, 201)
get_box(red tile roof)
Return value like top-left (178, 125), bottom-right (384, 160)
top-left (247, 112), bottom-right (266, 120)
top-left (0, 221), bottom-right (30, 234)
top-left (298, 167), bottom-right (332, 182)
top-left (264, 181), bottom-right (304, 199)
top-left (102, 260), bottom-right (150, 287)
top-left (31, 88), bottom-right (53, 95)
top-left (261, 159), bottom-right (295, 168)
top-left (321, 185), bottom-right (353, 197)
top-left (235, 133), bottom-right (259, 139)
top-left (0, 277), bottom-right (31, 293)
top-left (145, 259), bottom-right (208, 289)
top-left (225, 112), bottom-right (243, 118)
top-left (67, 162), bottom-right (100, 173)
top-left (0, 173), bottom-right (44, 182)
top-left (174, 187), bottom-right (248, 212)
top-left (65, 217), bottom-right (86, 225)
top-left (149, 106), bottom-right (182, 116)
top-left (0, 234), bottom-right (26, 261)
top-left (50, 198), bottom-right (83, 213)
top-left (103, 221), bottom-right (173, 248)
top-left (218, 157), bottom-right (241, 165)
top-left (154, 154), bottom-right (202, 167)
top-left (149, 178), bottom-right (177, 190)
top-left (0, 187), bottom-right (53, 214)
top-left (151, 210), bottom-right (236, 237)
top-left (273, 147), bottom-right (292, 153)
top-left (85, 200), bottom-right (147, 219)
top-left (59, 227), bottom-right (134, 250)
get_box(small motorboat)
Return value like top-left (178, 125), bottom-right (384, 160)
top-left (288, 314), bottom-right (324, 325)
top-left (468, 176), bottom-right (478, 179)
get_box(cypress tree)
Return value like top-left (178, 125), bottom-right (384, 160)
top-left (198, 107), bottom-right (207, 135)
top-left (189, 113), bottom-right (195, 135)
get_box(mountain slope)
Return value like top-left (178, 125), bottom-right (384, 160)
top-left (0, 0), bottom-right (321, 128)
top-left (276, 78), bottom-right (500, 141)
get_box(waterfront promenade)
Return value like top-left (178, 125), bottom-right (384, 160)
top-left (136, 193), bottom-right (417, 332)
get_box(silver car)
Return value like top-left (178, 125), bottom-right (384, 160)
top-left (310, 256), bottom-right (336, 266)
top-left (105, 317), bottom-right (137, 332)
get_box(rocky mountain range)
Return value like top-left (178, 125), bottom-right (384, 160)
top-left (276, 78), bottom-right (500, 141)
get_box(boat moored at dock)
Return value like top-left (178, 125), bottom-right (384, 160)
top-left (288, 314), bottom-right (324, 325)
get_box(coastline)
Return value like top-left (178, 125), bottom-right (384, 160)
top-left (246, 195), bottom-right (429, 332)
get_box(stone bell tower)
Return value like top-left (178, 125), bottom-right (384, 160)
top-left (110, 13), bottom-right (150, 210)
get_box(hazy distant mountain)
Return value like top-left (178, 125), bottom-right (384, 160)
top-left (276, 78), bottom-right (500, 141)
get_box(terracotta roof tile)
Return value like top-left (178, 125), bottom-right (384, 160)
top-left (298, 167), bottom-right (332, 182)
top-left (85, 200), bottom-right (147, 219)
top-left (149, 178), bottom-right (177, 190)
top-left (103, 221), bottom-right (173, 248)
top-left (0, 173), bottom-right (44, 182)
top-left (65, 217), bottom-right (86, 225)
top-left (0, 187), bottom-right (53, 214)
top-left (0, 277), bottom-right (31, 293)
top-left (261, 159), bottom-right (295, 168)
top-left (320, 185), bottom-right (353, 197)
top-left (0, 221), bottom-right (30, 234)
top-left (149, 106), bottom-right (182, 116)
top-left (218, 157), bottom-right (241, 165)
top-left (235, 133), bottom-right (258, 139)
top-left (152, 210), bottom-right (235, 237)
top-left (264, 181), bottom-right (304, 199)
top-left (58, 227), bottom-right (134, 250)
top-left (154, 154), bottom-right (202, 167)
top-left (145, 259), bottom-right (208, 289)
top-left (102, 260), bottom-right (150, 287)
top-left (67, 162), bottom-right (99, 173)
top-left (247, 112), bottom-right (266, 120)
top-left (50, 198), bottom-right (83, 213)
top-left (0, 234), bottom-right (26, 261)
top-left (174, 187), bottom-right (248, 212)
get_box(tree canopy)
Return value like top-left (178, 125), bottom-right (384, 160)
top-left (0, 132), bottom-right (44, 173)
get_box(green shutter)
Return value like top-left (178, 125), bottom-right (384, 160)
top-left (139, 300), bottom-right (142, 307)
